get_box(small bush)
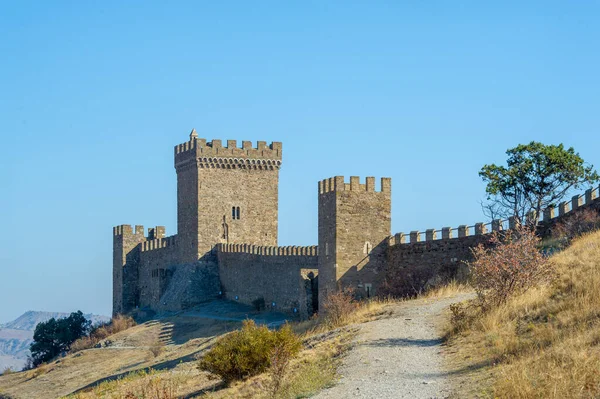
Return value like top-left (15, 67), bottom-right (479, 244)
top-left (70, 315), bottom-right (136, 353)
top-left (321, 289), bottom-right (359, 328)
top-left (447, 302), bottom-right (478, 335)
top-left (268, 325), bottom-right (303, 397)
top-left (0, 367), bottom-right (14, 376)
top-left (198, 320), bottom-right (301, 384)
top-left (149, 342), bottom-right (165, 358)
top-left (553, 208), bottom-right (600, 243)
top-left (468, 226), bottom-right (553, 310)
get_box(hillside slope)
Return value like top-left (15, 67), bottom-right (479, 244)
top-left (446, 230), bottom-right (600, 398)
top-left (0, 312), bottom-right (109, 372)
top-left (0, 301), bottom-right (288, 399)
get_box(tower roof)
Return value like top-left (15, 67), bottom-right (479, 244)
top-left (189, 128), bottom-right (198, 139)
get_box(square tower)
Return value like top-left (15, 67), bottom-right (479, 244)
top-left (174, 130), bottom-right (282, 263)
top-left (318, 176), bottom-right (391, 309)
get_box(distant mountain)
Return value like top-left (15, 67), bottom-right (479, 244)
top-left (0, 311), bottom-right (109, 372)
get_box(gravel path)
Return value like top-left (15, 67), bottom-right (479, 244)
top-left (314, 293), bottom-right (472, 399)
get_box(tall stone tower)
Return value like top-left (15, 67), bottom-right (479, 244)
top-left (318, 176), bottom-right (391, 308)
top-left (174, 130), bottom-right (282, 263)
top-left (112, 225), bottom-right (145, 315)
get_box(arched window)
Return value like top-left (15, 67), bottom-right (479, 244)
top-left (236, 206), bottom-right (240, 220)
top-left (232, 207), bottom-right (236, 219)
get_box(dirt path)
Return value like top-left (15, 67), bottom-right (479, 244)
top-left (314, 293), bottom-right (472, 399)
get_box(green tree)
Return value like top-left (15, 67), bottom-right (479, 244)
top-left (29, 311), bottom-right (91, 367)
top-left (480, 141), bottom-right (599, 224)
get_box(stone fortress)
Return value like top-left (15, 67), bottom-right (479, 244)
top-left (113, 130), bottom-right (600, 317)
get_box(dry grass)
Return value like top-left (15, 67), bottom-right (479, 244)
top-left (0, 369), bottom-right (14, 377)
top-left (71, 315), bottom-right (137, 353)
top-left (148, 341), bottom-right (165, 358)
top-left (293, 295), bottom-right (395, 338)
top-left (66, 327), bottom-right (351, 399)
top-left (446, 230), bottom-right (600, 398)
top-left (67, 294), bottom-right (387, 399)
top-left (67, 370), bottom-right (182, 399)
top-left (422, 279), bottom-right (472, 299)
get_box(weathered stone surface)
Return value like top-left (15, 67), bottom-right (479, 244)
top-left (113, 131), bottom-right (600, 318)
top-left (317, 176), bottom-right (391, 310)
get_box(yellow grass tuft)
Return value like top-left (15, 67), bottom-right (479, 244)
top-left (422, 279), bottom-right (472, 299)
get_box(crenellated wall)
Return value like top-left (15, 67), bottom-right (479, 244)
top-left (318, 176), bottom-right (391, 309)
top-left (113, 225), bottom-right (179, 314)
top-left (114, 129), bottom-right (600, 319)
top-left (383, 185), bottom-right (600, 296)
top-left (217, 243), bottom-right (319, 317)
top-left (174, 133), bottom-right (283, 171)
top-left (138, 235), bottom-right (179, 309)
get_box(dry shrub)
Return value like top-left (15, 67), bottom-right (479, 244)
top-left (267, 326), bottom-right (303, 397)
top-left (70, 315), bottom-right (136, 353)
top-left (0, 368), bottom-right (14, 376)
top-left (553, 208), bottom-right (600, 244)
top-left (198, 320), bottom-right (301, 384)
top-left (321, 289), bottom-right (359, 328)
top-left (469, 226), bottom-right (553, 310)
top-left (447, 302), bottom-right (478, 335)
top-left (24, 363), bottom-right (48, 379)
top-left (69, 336), bottom-right (94, 353)
top-left (149, 341), bottom-right (165, 358)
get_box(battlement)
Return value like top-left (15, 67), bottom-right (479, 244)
top-left (318, 176), bottom-right (391, 194)
top-left (113, 224), bottom-right (145, 237)
top-left (391, 185), bottom-right (600, 246)
top-left (537, 185), bottom-right (600, 223)
top-left (174, 130), bottom-right (283, 169)
top-left (217, 243), bottom-right (318, 256)
top-left (141, 235), bottom-right (177, 252)
top-left (113, 225), bottom-right (172, 242)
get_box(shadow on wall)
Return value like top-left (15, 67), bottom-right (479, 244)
top-left (336, 239), bottom-right (389, 300)
top-left (381, 233), bottom-right (495, 297)
top-left (151, 250), bottom-right (221, 313)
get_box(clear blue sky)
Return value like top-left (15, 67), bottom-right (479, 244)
top-left (1, 1), bottom-right (599, 322)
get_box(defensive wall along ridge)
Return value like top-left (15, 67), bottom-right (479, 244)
top-left (390, 185), bottom-right (600, 245)
top-left (383, 185), bottom-right (600, 296)
top-left (113, 130), bottom-right (600, 318)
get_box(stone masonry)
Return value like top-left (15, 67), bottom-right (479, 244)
top-left (113, 129), bottom-right (600, 318)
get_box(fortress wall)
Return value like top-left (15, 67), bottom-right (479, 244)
top-left (386, 234), bottom-right (489, 296)
top-left (113, 225), bottom-right (146, 315)
top-left (385, 185), bottom-right (600, 296)
top-left (138, 235), bottom-right (179, 309)
top-left (217, 244), bottom-right (319, 317)
top-left (537, 186), bottom-right (600, 237)
top-left (318, 176), bottom-right (391, 306)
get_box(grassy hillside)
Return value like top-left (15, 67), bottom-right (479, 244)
top-left (446, 230), bottom-right (600, 398)
top-left (0, 297), bottom-right (390, 399)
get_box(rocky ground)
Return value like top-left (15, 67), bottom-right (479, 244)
top-left (314, 293), bottom-right (473, 399)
